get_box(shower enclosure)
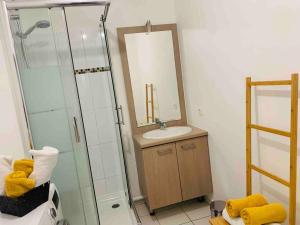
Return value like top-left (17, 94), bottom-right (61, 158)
top-left (4, 1), bottom-right (135, 225)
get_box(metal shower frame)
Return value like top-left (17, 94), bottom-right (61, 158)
top-left (6, 0), bottom-right (110, 21)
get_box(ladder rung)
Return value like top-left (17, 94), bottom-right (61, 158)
top-left (251, 165), bottom-right (290, 187)
top-left (250, 80), bottom-right (291, 86)
top-left (250, 124), bottom-right (291, 137)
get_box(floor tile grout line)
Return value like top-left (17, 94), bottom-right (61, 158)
top-left (135, 201), bottom-right (210, 225)
top-left (191, 216), bottom-right (211, 225)
top-left (180, 202), bottom-right (211, 222)
top-left (181, 206), bottom-right (210, 222)
top-left (134, 203), bottom-right (160, 225)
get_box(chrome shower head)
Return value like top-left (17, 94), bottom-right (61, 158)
top-left (16, 20), bottom-right (50, 39)
top-left (35, 20), bottom-right (50, 28)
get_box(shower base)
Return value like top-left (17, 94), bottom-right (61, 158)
top-left (97, 193), bottom-right (136, 225)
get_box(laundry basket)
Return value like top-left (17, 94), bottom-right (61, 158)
top-left (0, 182), bottom-right (50, 217)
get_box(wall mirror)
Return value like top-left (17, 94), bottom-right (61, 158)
top-left (118, 23), bottom-right (187, 134)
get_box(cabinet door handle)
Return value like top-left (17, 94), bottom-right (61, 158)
top-left (181, 143), bottom-right (196, 151)
top-left (157, 148), bottom-right (172, 156)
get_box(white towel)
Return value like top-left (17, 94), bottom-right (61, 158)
top-left (222, 208), bottom-right (281, 225)
top-left (29, 146), bottom-right (59, 187)
top-left (0, 155), bottom-right (13, 195)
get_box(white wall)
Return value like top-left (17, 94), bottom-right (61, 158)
top-left (107, 0), bottom-right (176, 198)
top-left (0, 2), bottom-right (26, 159)
top-left (174, 0), bottom-right (300, 223)
top-left (0, 40), bottom-right (24, 159)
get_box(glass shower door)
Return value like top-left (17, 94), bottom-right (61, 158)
top-left (9, 7), bottom-right (99, 225)
top-left (64, 6), bottom-right (135, 225)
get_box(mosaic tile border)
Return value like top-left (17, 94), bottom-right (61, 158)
top-left (74, 66), bottom-right (110, 75)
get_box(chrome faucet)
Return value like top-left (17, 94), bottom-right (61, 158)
top-left (155, 118), bottom-right (166, 130)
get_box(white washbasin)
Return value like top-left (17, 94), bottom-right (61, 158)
top-left (143, 126), bottom-right (192, 139)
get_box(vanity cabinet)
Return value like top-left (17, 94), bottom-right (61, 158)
top-left (134, 127), bottom-right (213, 212)
top-left (143, 143), bottom-right (182, 209)
top-left (176, 137), bottom-right (212, 200)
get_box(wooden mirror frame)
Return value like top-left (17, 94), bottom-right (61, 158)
top-left (117, 23), bottom-right (187, 134)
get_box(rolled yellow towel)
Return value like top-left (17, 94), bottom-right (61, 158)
top-left (241, 203), bottom-right (287, 225)
top-left (13, 159), bottom-right (34, 177)
top-left (226, 194), bottom-right (268, 218)
top-left (5, 171), bottom-right (36, 198)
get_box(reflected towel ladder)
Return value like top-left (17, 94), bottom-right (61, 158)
top-left (145, 83), bottom-right (154, 123)
top-left (210, 74), bottom-right (298, 225)
top-left (246, 74), bottom-right (298, 225)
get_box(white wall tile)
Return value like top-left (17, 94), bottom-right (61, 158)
top-left (101, 142), bottom-right (122, 177)
top-left (69, 32), bottom-right (87, 70)
top-left (90, 72), bottom-right (112, 109)
top-left (106, 175), bottom-right (123, 193)
top-left (95, 108), bottom-right (117, 143)
top-left (82, 31), bottom-right (105, 69)
top-left (88, 145), bottom-right (105, 180)
top-left (82, 110), bottom-right (99, 146)
top-left (76, 75), bottom-right (93, 111)
top-left (94, 179), bottom-right (107, 197)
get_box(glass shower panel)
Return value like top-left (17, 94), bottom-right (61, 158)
top-left (64, 6), bottom-right (134, 225)
top-left (9, 8), bottom-right (99, 225)
top-left (99, 22), bottom-right (131, 203)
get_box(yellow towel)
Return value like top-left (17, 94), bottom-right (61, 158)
top-left (13, 159), bottom-right (34, 177)
top-left (5, 171), bottom-right (36, 198)
top-left (226, 194), bottom-right (268, 218)
top-left (241, 203), bottom-right (287, 225)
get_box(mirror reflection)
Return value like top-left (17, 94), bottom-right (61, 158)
top-left (125, 30), bottom-right (181, 127)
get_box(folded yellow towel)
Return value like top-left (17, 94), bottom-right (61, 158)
top-left (13, 159), bottom-right (34, 177)
top-left (5, 171), bottom-right (36, 198)
top-left (226, 194), bottom-right (268, 218)
top-left (241, 203), bottom-right (286, 225)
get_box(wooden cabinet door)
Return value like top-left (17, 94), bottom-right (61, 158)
top-left (142, 143), bottom-right (182, 210)
top-left (176, 137), bottom-right (213, 200)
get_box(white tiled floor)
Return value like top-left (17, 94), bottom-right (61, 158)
top-left (135, 199), bottom-right (211, 225)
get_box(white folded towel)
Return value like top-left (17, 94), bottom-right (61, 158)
top-left (222, 208), bottom-right (281, 225)
top-left (29, 146), bottom-right (59, 187)
top-left (223, 208), bottom-right (245, 225)
top-left (0, 155), bottom-right (13, 195)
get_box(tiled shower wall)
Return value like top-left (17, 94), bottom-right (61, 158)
top-left (77, 73), bottom-right (124, 199)
top-left (65, 7), bottom-right (125, 200)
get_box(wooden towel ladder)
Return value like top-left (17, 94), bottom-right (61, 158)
top-left (210, 74), bottom-right (298, 225)
top-left (246, 74), bottom-right (298, 225)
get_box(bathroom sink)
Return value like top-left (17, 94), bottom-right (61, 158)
top-left (143, 126), bottom-right (192, 139)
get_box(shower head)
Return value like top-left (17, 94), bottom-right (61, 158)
top-left (35, 20), bottom-right (50, 28)
top-left (16, 20), bottom-right (50, 39)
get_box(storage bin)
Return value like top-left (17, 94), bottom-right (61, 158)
top-left (0, 182), bottom-right (50, 217)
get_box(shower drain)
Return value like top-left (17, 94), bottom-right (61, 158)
top-left (112, 203), bottom-right (120, 209)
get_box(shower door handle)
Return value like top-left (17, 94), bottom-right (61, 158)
top-left (116, 105), bottom-right (125, 125)
top-left (73, 117), bottom-right (80, 143)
